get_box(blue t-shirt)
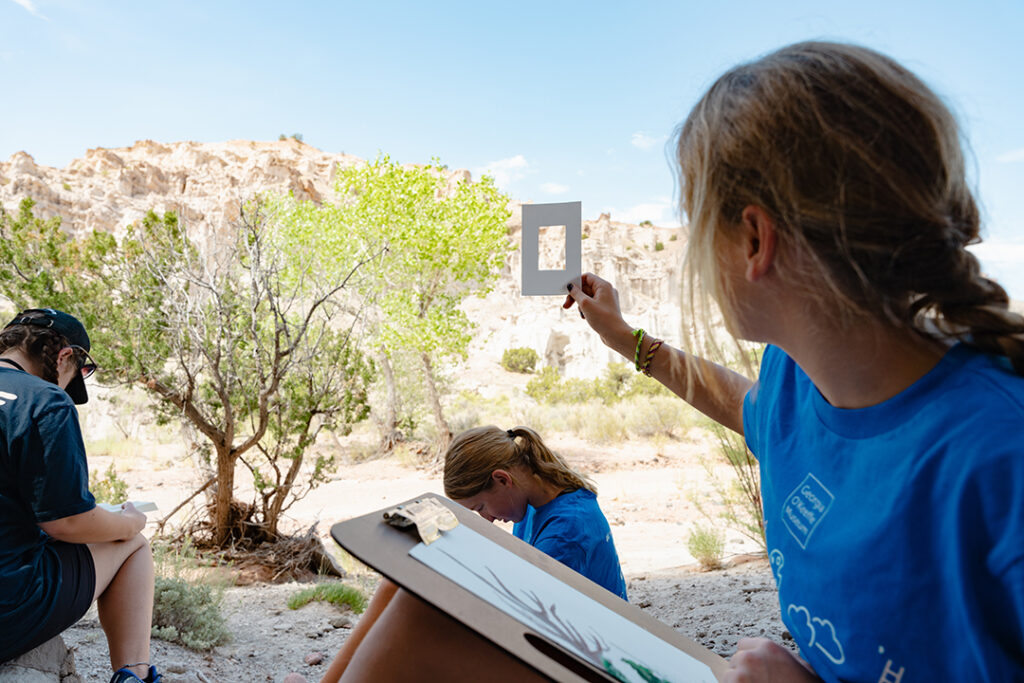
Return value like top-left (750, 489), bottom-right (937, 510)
top-left (744, 344), bottom-right (1024, 682)
top-left (513, 487), bottom-right (628, 601)
top-left (0, 367), bottom-right (95, 659)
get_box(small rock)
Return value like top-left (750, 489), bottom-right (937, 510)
top-left (165, 662), bottom-right (189, 674)
top-left (329, 616), bottom-right (352, 629)
top-left (304, 652), bottom-right (324, 666)
top-left (781, 630), bottom-right (793, 641)
top-left (637, 600), bottom-right (652, 608)
top-left (283, 674), bottom-right (308, 683)
top-left (305, 630), bottom-right (320, 639)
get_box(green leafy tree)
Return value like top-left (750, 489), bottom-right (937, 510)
top-left (273, 155), bottom-right (512, 453)
top-left (0, 198), bottom-right (374, 543)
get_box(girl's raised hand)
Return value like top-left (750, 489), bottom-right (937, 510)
top-left (563, 273), bottom-right (633, 351)
top-left (724, 638), bottom-right (822, 683)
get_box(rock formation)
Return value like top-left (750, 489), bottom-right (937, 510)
top-left (0, 636), bottom-right (81, 682)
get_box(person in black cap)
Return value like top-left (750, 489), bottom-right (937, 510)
top-left (0, 309), bottom-right (161, 683)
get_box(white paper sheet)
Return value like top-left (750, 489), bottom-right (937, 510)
top-left (410, 524), bottom-right (716, 683)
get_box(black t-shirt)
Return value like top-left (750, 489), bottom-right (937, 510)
top-left (0, 366), bottom-right (95, 648)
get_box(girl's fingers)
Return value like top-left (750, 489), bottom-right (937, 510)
top-left (562, 275), bottom-right (586, 309)
top-left (734, 638), bottom-right (762, 650)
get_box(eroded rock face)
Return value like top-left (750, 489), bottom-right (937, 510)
top-left (0, 140), bottom-right (687, 382)
top-left (0, 139), bottom-right (358, 241)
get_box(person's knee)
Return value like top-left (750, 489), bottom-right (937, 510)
top-left (132, 533), bottom-right (152, 557)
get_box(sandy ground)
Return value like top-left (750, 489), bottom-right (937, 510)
top-left (62, 429), bottom-right (792, 682)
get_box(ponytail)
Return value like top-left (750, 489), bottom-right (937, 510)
top-left (903, 244), bottom-right (1024, 373)
top-left (444, 425), bottom-right (595, 500)
top-left (507, 426), bottom-right (596, 495)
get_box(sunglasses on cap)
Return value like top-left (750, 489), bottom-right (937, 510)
top-left (69, 345), bottom-right (98, 379)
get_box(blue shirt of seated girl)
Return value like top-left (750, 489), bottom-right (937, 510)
top-left (514, 487), bottom-right (628, 601)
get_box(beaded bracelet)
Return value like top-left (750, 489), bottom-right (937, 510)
top-left (641, 338), bottom-right (664, 376)
top-left (632, 328), bottom-right (646, 371)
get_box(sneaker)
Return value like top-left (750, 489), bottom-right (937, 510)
top-left (109, 666), bottom-right (161, 683)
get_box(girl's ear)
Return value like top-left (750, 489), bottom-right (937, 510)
top-left (739, 205), bottom-right (778, 282)
top-left (56, 346), bottom-right (75, 370)
top-left (491, 469), bottom-right (513, 487)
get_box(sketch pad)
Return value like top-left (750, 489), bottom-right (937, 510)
top-left (330, 493), bottom-right (725, 682)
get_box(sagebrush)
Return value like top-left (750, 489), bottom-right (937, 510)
top-left (501, 347), bottom-right (539, 374)
top-left (89, 463), bottom-right (128, 504)
top-left (151, 576), bottom-right (230, 651)
top-left (687, 524), bottom-right (725, 571)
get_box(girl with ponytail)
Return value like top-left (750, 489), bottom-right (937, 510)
top-left (317, 425), bottom-right (624, 683)
top-left (443, 425), bottom-right (626, 600)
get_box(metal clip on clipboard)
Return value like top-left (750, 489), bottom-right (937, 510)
top-left (382, 498), bottom-right (458, 545)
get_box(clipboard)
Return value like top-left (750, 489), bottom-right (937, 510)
top-left (330, 492), bottom-right (726, 682)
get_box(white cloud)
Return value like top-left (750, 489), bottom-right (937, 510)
top-left (540, 182), bottom-right (569, 195)
top-left (996, 147), bottom-right (1024, 163)
top-left (10, 0), bottom-right (48, 19)
top-left (967, 240), bottom-right (1024, 263)
top-left (475, 154), bottom-right (529, 190)
top-left (603, 197), bottom-right (680, 226)
top-left (630, 131), bottom-right (665, 151)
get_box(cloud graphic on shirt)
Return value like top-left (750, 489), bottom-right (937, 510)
top-left (786, 604), bottom-right (845, 665)
top-left (811, 617), bottom-right (845, 664)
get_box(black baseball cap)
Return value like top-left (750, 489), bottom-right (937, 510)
top-left (4, 308), bottom-right (92, 404)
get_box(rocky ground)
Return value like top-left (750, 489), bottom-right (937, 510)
top-left (60, 427), bottom-right (791, 682)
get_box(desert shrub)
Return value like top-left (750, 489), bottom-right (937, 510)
top-left (564, 402), bottom-right (627, 443)
top-left (621, 395), bottom-right (695, 439)
top-left (526, 363), bottom-right (673, 406)
top-left (528, 366), bottom-right (606, 404)
top-left (687, 524), bottom-right (725, 571)
top-left (501, 347), bottom-right (539, 374)
top-left (669, 233), bottom-right (678, 241)
top-left (287, 582), bottom-right (368, 613)
top-left (639, 220), bottom-right (653, 227)
top-left (690, 424), bottom-right (767, 554)
top-left (448, 407), bottom-right (481, 434)
top-left (151, 576), bottom-right (230, 651)
top-left (654, 241), bottom-right (665, 251)
top-left (89, 463), bottom-right (128, 504)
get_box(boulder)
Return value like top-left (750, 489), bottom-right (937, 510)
top-left (0, 636), bottom-right (81, 682)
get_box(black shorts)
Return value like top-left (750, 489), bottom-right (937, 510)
top-left (2, 541), bottom-right (96, 662)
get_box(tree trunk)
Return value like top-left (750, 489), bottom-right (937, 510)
top-left (378, 349), bottom-right (402, 452)
top-left (213, 444), bottom-right (236, 545)
top-left (421, 351), bottom-right (451, 458)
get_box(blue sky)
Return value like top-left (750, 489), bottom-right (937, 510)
top-left (2, 0), bottom-right (1023, 297)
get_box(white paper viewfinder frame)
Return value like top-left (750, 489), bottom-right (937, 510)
top-left (521, 201), bottom-right (582, 296)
